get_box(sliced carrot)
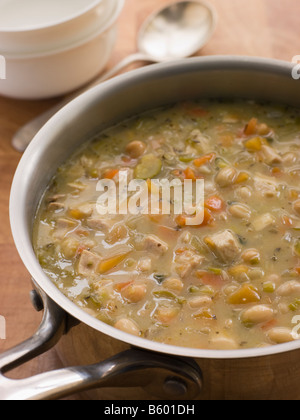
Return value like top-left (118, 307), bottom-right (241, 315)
top-left (102, 169), bottom-right (119, 180)
top-left (176, 208), bottom-right (215, 228)
top-left (244, 118), bottom-right (258, 136)
top-left (204, 195), bottom-right (225, 212)
top-left (193, 153), bottom-right (216, 168)
top-left (175, 215), bottom-right (187, 228)
top-left (183, 167), bottom-right (197, 181)
top-left (98, 253), bottom-right (130, 274)
top-left (196, 271), bottom-right (225, 290)
top-left (201, 208), bottom-right (215, 226)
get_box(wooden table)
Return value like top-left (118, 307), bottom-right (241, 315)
top-left (0, 0), bottom-right (299, 399)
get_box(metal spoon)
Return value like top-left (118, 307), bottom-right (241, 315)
top-left (12, 0), bottom-right (217, 152)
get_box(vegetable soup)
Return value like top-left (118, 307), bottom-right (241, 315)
top-left (33, 100), bottom-right (300, 350)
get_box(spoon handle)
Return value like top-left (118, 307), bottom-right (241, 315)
top-left (12, 52), bottom-right (153, 152)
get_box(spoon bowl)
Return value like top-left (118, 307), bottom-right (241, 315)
top-left (12, 0), bottom-right (217, 152)
top-left (139, 0), bottom-right (217, 61)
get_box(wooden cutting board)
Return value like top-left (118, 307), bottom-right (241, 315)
top-left (0, 0), bottom-right (299, 400)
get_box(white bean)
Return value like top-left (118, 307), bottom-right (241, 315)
top-left (209, 336), bottom-right (238, 350)
top-left (277, 280), bottom-right (300, 297)
top-left (188, 296), bottom-right (212, 309)
top-left (267, 327), bottom-right (295, 344)
top-left (114, 318), bottom-right (141, 336)
top-left (241, 305), bottom-right (274, 324)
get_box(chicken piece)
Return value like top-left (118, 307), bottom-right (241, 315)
top-left (140, 235), bottom-right (168, 255)
top-left (252, 213), bottom-right (276, 232)
top-left (175, 249), bottom-right (205, 278)
top-left (254, 175), bottom-right (279, 198)
top-left (205, 230), bottom-right (241, 264)
top-left (53, 218), bottom-right (78, 240)
top-left (69, 203), bottom-right (95, 220)
top-left (78, 250), bottom-right (102, 277)
top-left (86, 216), bottom-right (113, 233)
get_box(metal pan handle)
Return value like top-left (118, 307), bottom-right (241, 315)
top-left (0, 285), bottom-right (202, 400)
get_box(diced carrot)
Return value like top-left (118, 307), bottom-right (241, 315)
top-left (98, 253), bottom-right (130, 274)
top-left (295, 267), bottom-right (300, 275)
top-left (194, 153), bottom-right (216, 168)
top-left (196, 271), bottom-right (225, 290)
top-left (228, 284), bottom-right (261, 305)
top-left (201, 208), bottom-right (215, 226)
top-left (175, 215), bottom-right (187, 227)
top-left (176, 208), bottom-right (214, 228)
top-left (244, 118), bottom-right (258, 136)
top-left (204, 195), bottom-right (225, 212)
top-left (102, 169), bottom-right (119, 180)
top-left (183, 167), bottom-right (197, 181)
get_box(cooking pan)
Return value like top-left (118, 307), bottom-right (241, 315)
top-left (2, 56), bottom-right (300, 400)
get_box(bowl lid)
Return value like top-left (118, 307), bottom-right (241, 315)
top-left (0, 0), bottom-right (103, 31)
top-left (0, 0), bottom-right (120, 57)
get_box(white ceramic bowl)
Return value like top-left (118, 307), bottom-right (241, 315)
top-left (0, 0), bottom-right (124, 99)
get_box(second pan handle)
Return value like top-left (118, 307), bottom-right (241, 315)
top-left (0, 283), bottom-right (203, 401)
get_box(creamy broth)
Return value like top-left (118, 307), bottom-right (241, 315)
top-left (34, 100), bottom-right (300, 350)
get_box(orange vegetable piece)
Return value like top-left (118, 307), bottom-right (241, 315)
top-left (102, 169), bottom-right (119, 180)
top-left (175, 215), bottom-right (187, 227)
top-left (183, 167), bottom-right (197, 181)
top-left (176, 208), bottom-right (215, 228)
top-left (205, 195), bottom-right (225, 212)
top-left (228, 284), bottom-right (261, 305)
top-left (196, 271), bottom-right (225, 290)
top-left (244, 118), bottom-right (258, 136)
top-left (194, 153), bottom-right (216, 168)
top-left (98, 253), bottom-right (130, 274)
